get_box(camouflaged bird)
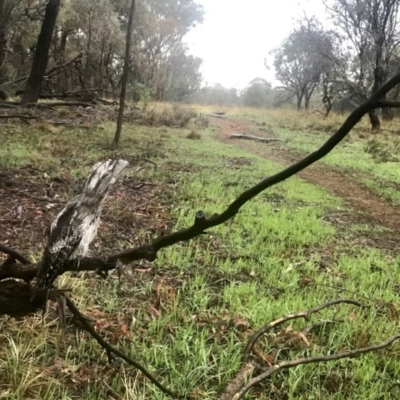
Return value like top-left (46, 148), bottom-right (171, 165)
top-left (31, 159), bottom-right (129, 309)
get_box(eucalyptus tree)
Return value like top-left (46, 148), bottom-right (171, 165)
top-left (325, 0), bottom-right (400, 130)
top-left (21, 0), bottom-right (61, 104)
top-left (273, 19), bottom-right (332, 110)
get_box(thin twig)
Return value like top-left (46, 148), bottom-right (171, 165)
top-left (230, 335), bottom-right (400, 400)
top-left (107, 70), bottom-right (400, 266)
top-left (7, 190), bottom-right (64, 203)
top-left (301, 319), bottom-right (341, 336)
top-left (229, 134), bottom-right (284, 143)
top-left (0, 243), bottom-right (32, 265)
top-left (243, 299), bottom-right (362, 362)
top-left (63, 294), bottom-right (178, 398)
top-left (138, 157), bottom-right (158, 170)
top-left (0, 114), bottom-right (39, 119)
top-left (220, 363), bottom-right (256, 400)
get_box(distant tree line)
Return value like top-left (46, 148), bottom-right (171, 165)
top-left (0, 0), bottom-right (203, 102)
top-left (186, 79), bottom-right (283, 108)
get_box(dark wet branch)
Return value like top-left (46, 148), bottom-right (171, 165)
top-left (0, 243), bottom-right (32, 266)
top-left (2, 72), bottom-right (400, 281)
top-left (107, 70), bottom-right (400, 266)
top-left (0, 114), bottom-right (39, 120)
top-left (64, 294), bottom-right (178, 398)
top-left (374, 100), bottom-right (400, 108)
top-left (242, 299), bottom-right (362, 362)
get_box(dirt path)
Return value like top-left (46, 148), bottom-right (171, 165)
top-left (213, 116), bottom-right (400, 233)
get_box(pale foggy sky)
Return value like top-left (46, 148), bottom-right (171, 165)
top-left (184, 0), bottom-right (327, 89)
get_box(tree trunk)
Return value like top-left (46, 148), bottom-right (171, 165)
top-left (382, 108), bottom-right (394, 121)
top-left (324, 102), bottom-right (332, 118)
top-left (112, 0), bottom-right (136, 147)
top-left (0, 0), bottom-right (13, 84)
top-left (368, 110), bottom-right (380, 132)
top-left (57, 29), bottom-right (72, 92)
top-left (381, 93), bottom-right (394, 121)
top-left (83, 12), bottom-right (93, 90)
top-left (304, 85), bottom-right (316, 111)
top-left (305, 96), bottom-right (310, 110)
top-left (296, 92), bottom-right (303, 110)
top-left (20, 0), bottom-right (60, 105)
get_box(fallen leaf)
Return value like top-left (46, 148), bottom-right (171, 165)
top-left (148, 306), bottom-right (160, 318)
top-left (297, 332), bottom-right (310, 346)
top-left (45, 357), bottom-right (64, 376)
top-left (135, 268), bottom-right (152, 273)
top-left (234, 316), bottom-right (250, 328)
top-left (348, 312), bottom-right (357, 321)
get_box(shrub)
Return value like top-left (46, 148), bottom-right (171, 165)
top-left (186, 130), bottom-right (201, 140)
top-left (141, 104), bottom-right (205, 129)
top-left (364, 135), bottom-right (400, 162)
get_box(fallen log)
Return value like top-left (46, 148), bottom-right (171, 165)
top-left (207, 113), bottom-right (226, 119)
top-left (229, 133), bottom-right (285, 143)
top-left (0, 114), bottom-right (39, 120)
top-left (1, 101), bottom-right (94, 108)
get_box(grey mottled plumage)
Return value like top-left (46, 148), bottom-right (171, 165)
top-left (32, 159), bottom-right (128, 306)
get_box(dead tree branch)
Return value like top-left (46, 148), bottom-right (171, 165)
top-left (227, 335), bottom-right (400, 400)
top-left (13, 52), bottom-right (83, 84)
top-left (103, 70), bottom-right (400, 267)
top-left (0, 114), bottom-right (39, 120)
top-left (63, 294), bottom-right (178, 398)
top-left (221, 299), bottom-right (398, 400)
top-left (243, 298), bottom-right (362, 362)
top-left (0, 242), bottom-right (31, 265)
top-left (21, 101), bottom-right (94, 108)
top-left (45, 52), bottom-right (83, 78)
top-left (207, 113), bottom-right (226, 119)
top-left (0, 103), bottom-right (18, 109)
top-left (1, 101), bottom-right (94, 108)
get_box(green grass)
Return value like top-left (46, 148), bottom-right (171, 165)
top-left (231, 108), bottom-right (400, 207)
top-left (1, 114), bottom-right (400, 399)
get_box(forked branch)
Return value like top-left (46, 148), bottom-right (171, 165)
top-left (243, 298), bottom-right (362, 361)
top-left (228, 334), bottom-right (400, 400)
top-left (221, 299), bottom-right (400, 400)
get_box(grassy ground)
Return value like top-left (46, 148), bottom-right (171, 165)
top-left (1, 108), bottom-right (400, 399)
top-left (201, 105), bottom-right (400, 207)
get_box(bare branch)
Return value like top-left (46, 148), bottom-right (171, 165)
top-left (243, 299), bottom-right (362, 362)
top-left (108, 70), bottom-right (400, 266)
top-left (1, 101), bottom-right (95, 108)
top-left (229, 134), bottom-right (284, 143)
top-left (45, 52), bottom-right (83, 78)
top-left (0, 114), bottom-right (39, 120)
top-left (0, 243), bottom-right (32, 266)
top-left (375, 100), bottom-right (400, 108)
top-left (220, 363), bottom-right (256, 400)
top-left (64, 294), bottom-right (178, 398)
top-left (12, 51), bottom-right (82, 85)
top-left (229, 335), bottom-right (400, 400)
